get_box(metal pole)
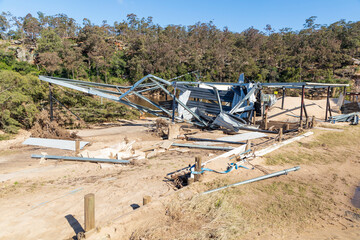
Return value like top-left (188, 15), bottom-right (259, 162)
top-left (325, 86), bottom-right (330, 121)
top-left (300, 86), bottom-right (305, 123)
top-left (328, 90), bottom-right (332, 118)
top-left (52, 95), bottom-right (82, 121)
top-left (303, 99), bottom-right (308, 119)
top-left (202, 166), bottom-right (300, 195)
top-left (172, 84), bottom-right (177, 123)
top-left (214, 88), bottom-right (223, 112)
top-left (31, 154), bottom-right (130, 164)
top-left (49, 83), bottom-right (53, 121)
top-left (151, 79), bottom-right (207, 126)
top-left (281, 87), bottom-right (285, 110)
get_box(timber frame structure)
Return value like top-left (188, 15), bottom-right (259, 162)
top-left (39, 74), bottom-right (349, 132)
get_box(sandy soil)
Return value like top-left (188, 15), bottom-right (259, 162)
top-left (0, 97), bottom-right (358, 240)
top-left (268, 96), bottom-right (342, 122)
top-left (0, 119), bottom-right (222, 239)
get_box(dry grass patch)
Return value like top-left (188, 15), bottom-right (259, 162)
top-left (128, 125), bottom-right (360, 240)
top-left (265, 126), bottom-right (360, 166)
top-left (130, 179), bottom-right (330, 240)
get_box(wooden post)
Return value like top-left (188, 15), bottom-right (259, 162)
top-left (75, 139), bottom-right (80, 156)
top-left (84, 193), bottom-right (95, 232)
top-left (245, 140), bottom-right (251, 151)
top-left (194, 156), bottom-right (202, 182)
top-left (311, 116), bottom-right (316, 128)
top-left (285, 123), bottom-right (290, 131)
top-left (252, 113), bottom-right (256, 125)
top-left (278, 128), bottom-right (283, 142)
top-left (143, 195), bottom-right (151, 205)
top-left (168, 123), bottom-right (180, 140)
top-left (299, 120), bottom-right (303, 130)
top-left (305, 117), bottom-right (309, 129)
top-left (264, 112), bottom-right (268, 130)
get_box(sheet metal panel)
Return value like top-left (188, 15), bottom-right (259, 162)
top-left (194, 131), bottom-right (267, 146)
top-left (23, 138), bottom-right (89, 151)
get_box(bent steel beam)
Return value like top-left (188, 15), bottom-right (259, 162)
top-left (150, 78), bottom-right (208, 126)
top-left (229, 83), bottom-right (258, 114)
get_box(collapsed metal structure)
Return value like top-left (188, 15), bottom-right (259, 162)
top-left (39, 74), bottom-right (349, 132)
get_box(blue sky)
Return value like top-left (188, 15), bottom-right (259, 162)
top-left (1, 0), bottom-right (359, 32)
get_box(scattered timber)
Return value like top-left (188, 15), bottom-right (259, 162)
top-left (203, 144), bottom-right (247, 166)
top-left (255, 132), bottom-right (313, 157)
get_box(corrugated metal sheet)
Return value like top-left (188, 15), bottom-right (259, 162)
top-left (23, 138), bottom-right (89, 151)
top-left (194, 132), bottom-right (267, 145)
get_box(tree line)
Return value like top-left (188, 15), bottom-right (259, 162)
top-left (0, 12), bottom-right (359, 84)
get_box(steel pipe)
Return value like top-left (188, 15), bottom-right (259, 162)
top-left (31, 154), bottom-right (130, 164)
top-left (202, 166), bottom-right (300, 195)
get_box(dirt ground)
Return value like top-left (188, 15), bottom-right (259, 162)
top-left (0, 97), bottom-right (359, 239)
top-left (268, 96), bottom-right (343, 122)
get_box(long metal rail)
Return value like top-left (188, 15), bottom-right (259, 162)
top-left (31, 154), bottom-right (131, 164)
top-left (202, 166), bottom-right (300, 195)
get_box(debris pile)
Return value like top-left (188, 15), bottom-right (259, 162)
top-left (38, 74), bottom-right (349, 132)
top-left (31, 110), bottom-right (79, 139)
top-left (329, 112), bottom-right (359, 125)
top-left (80, 141), bottom-right (146, 161)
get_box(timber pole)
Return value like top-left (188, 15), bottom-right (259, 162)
top-left (264, 111), bottom-right (268, 130)
top-left (84, 193), bottom-right (95, 232)
top-left (143, 196), bottom-right (151, 205)
top-left (75, 139), bottom-right (80, 156)
top-left (194, 156), bottom-right (202, 182)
